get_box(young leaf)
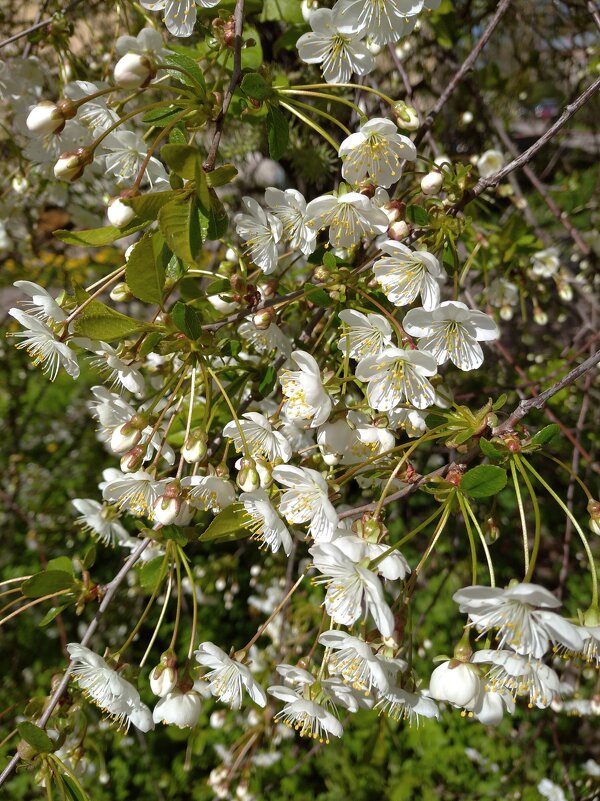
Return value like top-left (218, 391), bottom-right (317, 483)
top-left (73, 302), bottom-right (145, 341)
top-left (461, 465), bottom-right (507, 498)
top-left (479, 437), bottom-right (503, 460)
top-left (198, 503), bottom-right (251, 542)
top-left (171, 300), bottom-right (203, 340)
top-left (54, 221), bottom-right (148, 246)
top-left (163, 51), bottom-right (206, 92)
top-left (304, 282), bottom-right (332, 308)
top-left (126, 232), bottom-right (167, 305)
top-left (129, 190), bottom-right (181, 221)
top-left (206, 164), bottom-right (238, 188)
top-left (266, 104), bottom-right (289, 160)
top-left (259, 366), bottom-right (277, 397)
top-left (161, 144), bottom-right (201, 181)
top-left (138, 556), bottom-right (167, 592)
top-left (158, 196), bottom-right (203, 264)
top-left (17, 722), bottom-right (54, 754)
top-left (530, 424), bottom-right (561, 446)
top-left (22, 570), bottom-right (75, 598)
top-left (241, 72), bottom-right (273, 101)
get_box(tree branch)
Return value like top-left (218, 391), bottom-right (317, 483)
top-left (493, 348), bottom-right (600, 435)
top-left (413, 0), bottom-right (513, 146)
top-left (203, 0), bottom-right (245, 171)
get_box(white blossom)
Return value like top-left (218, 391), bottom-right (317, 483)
top-left (339, 118), bottom-right (416, 188)
top-left (531, 247), bottom-right (560, 279)
top-left (337, 309), bottom-right (393, 360)
top-left (319, 630), bottom-right (390, 695)
top-left (153, 688), bottom-right (204, 728)
top-left (273, 465), bottom-right (338, 542)
top-left (355, 345), bottom-right (438, 410)
top-left (265, 187), bottom-right (316, 256)
top-left (375, 687), bottom-right (439, 725)
top-left (72, 498), bottom-right (129, 546)
top-left (13, 280), bottom-right (66, 323)
top-left (336, 0), bottom-right (423, 45)
top-left (140, 0), bottom-right (220, 37)
top-left (240, 489), bottom-right (293, 556)
top-left (195, 642), bottom-right (267, 709)
top-left (181, 475), bottom-right (237, 512)
top-left (280, 350), bottom-right (332, 427)
top-left (476, 149), bottom-right (504, 178)
top-left (8, 309), bottom-right (79, 381)
top-left (402, 301), bottom-right (499, 371)
top-left (428, 660), bottom-right (481, 708)
top-left (236, 196), bottom-right (283, 275)
top-left (306, 191), bottom-right (389, 248)
top-left (223, 412), bottom-right (292, 463)
top-left (372, 240), bottom-right (446, 311)
top-left (472, 649), bottom-right (560, 709)
top-left (102, 470), bottom-right (167, 517)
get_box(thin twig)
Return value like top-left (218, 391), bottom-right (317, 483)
top-left (493, 348), bottom-right (600, 435)
top-left (413, 0), bottom-right (513, 146)
top-left (0, 0), bottom-right (85, 50)
top-left (203, 0), bottom-right (245, 171)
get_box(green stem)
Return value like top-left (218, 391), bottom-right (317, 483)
top-left (462, 498), bottom-right (496, 586)
top-left (283, 97), bottom-right (351, 135)
top-left (177, 545), bottom-right (198, 660)
top-left (169, 544), bottom-right (183, 651)
top-left (292, 82), bottom-right (397, 106)
top-left (208, 367), bottom-right (250, 456)
top-left (542, 453), bottom-right (593, 500)
top-left (510, 458), bottom-right (529, 576)
top-left (514, 455), bottom-right (541, 582)
top-left (117, 549), bottom-right (170, 656)
top-left (521, 457), bottom-right (598, 607)
top-left (140, 563), bottom-right (174, 668)
top-left (280, 88), bottom-right (365, 118)
top-left (369, 504), bottom-right (445, 569)
top-left (279, 100), bottom-right (339, 151)
top-left (458, 493), bottom-right (478, 585)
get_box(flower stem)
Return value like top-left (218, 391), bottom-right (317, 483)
top-left (282, 97), bottom-right (351, 136)
top-left (279, 100), bottom-right (339, 151)
top-left (514, 455), bottom-right (541, 582)
top-left (458, 493), bottom-right (478, 585)
top-left (510, 458), bottom-right (529, 576)
top-left (177, 545), bottom-right (198, 660)
top-left (461, 498), bottom-right (496, 586)
top-left (208, 367), bottom-right (250, 456)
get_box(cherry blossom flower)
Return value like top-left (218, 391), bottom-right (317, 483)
top-left (305, 191), bottom-right (389, 248)
top-left (267, 685), bottom-right (343, 742)
top-left (319, 630), bottom-right (390, 695)
top-left (476, 149), bottom-right (504, 178)
top-left (8, 309), bottom-right (79, 381)
top-left (238, 320), bottom-right (292, 360)
top-left (223, 412), bottom-right (292, 463)
top-left (280, 350), bottom-right (332, 427)
top-left (355, 345), bottom-right (438, 410)
top-left (181, 475), bottom-right (236, 512)
top-left (317, 412), bottom-right (395, 466)
top-left (75, 339), bottom-right (145, 395)
top-left (273, 465), bottom-right (338, 542)
top-left (72, 498), bottom-right (129, 546)
top-left (102, 470), bottom-right (167, 517)
top-left (530, 247), bottom-right (560, 279)
top-left (153, 688), bottom-right (205, 728)
top-left (372, 240), bottom-right (446, 310)
top-left (339, 118), bottom-right (416, 188)
top-left (13, 280), bottom-right (66, 322)
top-left (332, 532), bottom-right (411, 581)
top-left (453, 583), bottom-right (583, 659)
top-left (195, 642), bottom-right (267, 709)
top-left (297, 6), bottom-right (374, 84)
top-left (265, 187), bottom-right (317, 256)
top-left (140, 0), bottom-right (220, 38)
top-left (375, 687), bottom-right (439, 725)
top-left (309, 541), bottom-right (395, 636)
top-left (402, 301), bottom-right (499, 371)
top-left (472, 649), bottom-right (561, 709)
top-left (67, 644), bottom-right (154, 732)
top-left (336, 0), bottom-right (424, 45)
top-left (428, 660), bottom-right (482, 708)
top-left (240, 489), bottom-right (293, 556)
top-left (337, 309), bottom-right (393, 360)
top-left (101, 130), bottom-right (168, 187)
top-left (235, 196), bottom-right (283, 275)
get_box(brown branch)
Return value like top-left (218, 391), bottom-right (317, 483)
top-left (203, 0), bottom-right (245, 171)
top-left (413, 0), bottom-right (513, 146)
top-left (493, 348), bottom-right (600, 436)
top-left (452, 76), bottom-right (600, 213)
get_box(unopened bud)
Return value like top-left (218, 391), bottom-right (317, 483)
top-left (150, 664), bottom-right (178, 697)
top-left (153, 494), bottom-right (180, 525)
top-left (421, 171), bottom-right (443, 195)
top-left (237, 458), bottom-right (260, 492)
top-left (358, 181), bottom-right (376, 198)
top-left (485, 517), bottom-right (500, 543)
top-left (252, 308), bottom-right (275, 330)
top-left (588, 499), bottom-right (600, 536)
top-left (533, 306), bottom-right (548, 325)
top-left (110, 282), bottom-right (134, 302)
top-left (26, 101), bottom-right (65, 136)
top-left (54, 148), bottom-right (92, 181)
top-left (388, 220), bottom-right (410, 240)
top-left (182, 429), bottom-right (207, 463)
top-left (111, 422), bottom-right (142, 453)
top-left (121, 446), bottom-right (146, 472)
top-left (114, 52), bottom-right (156, 89)
top-left (392, 101), bottom-right (419, 131)
top-left (107, 197), bottom-right (136, 228)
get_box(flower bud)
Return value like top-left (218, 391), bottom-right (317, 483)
top-left (54, 148), bottom-right (91, 181)
top-left (588, 499), bottom-right (600, 536)
top-left (153, 688), bottom-right (203, 728)
top-left (236, 458), bottom-right (260, 492)
top-left (120, 446), bottom-right (146, 472)
top-left (533, 306), bottom-right (548, 325)
top-left (114, 52), bottom-right (156, 89)
top-left (421, 171), bottom-right (443, 195)
top-left (183, 429), bottom-right (208, 463)
top-left (388, 220), bottom-right (410, 240)
top-left (392, 101), bottom-right (419, 131)
top-left (150, 664), bottom-right (178, 697)
top-left (429, 660), bottom-right (481, 708)
top-left (107, 197), bottom-right (135, 228)
top-left (252, 308), bottom-right (275, 330)
top-left (26, 101), bottom-right (65, 136)
top-left (110, 282), bottom-right (134, 302)
top-left (111, 422), bottom-right (142, 453)
top-left (153, 481), bottom-right (182, 525)
top-left (254, 457), bottom-right (273, 488)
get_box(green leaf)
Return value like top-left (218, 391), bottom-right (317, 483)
top-left (139, 331), bottom-right (163, 357)
top-left (142, 105), bottom-right (186, 127)
top-left (60, 772), bottom-right (90, 801)
top-left (259, 365), bottom-right (277, 397)
top-left (46, 556), bottom-right (74, 576)
top-left (406, 205), bottom-right (430, 226)
top-left (492, 393), bottom-right (508, 411)
top-left (163, 51), bottom-right (206, 91)
top-left (73, 302), bottom-right (145, 341)
top-left (161, 144), bottom-right (202, 181)
top-left (241, 72), bottom-right (273, 101)
top-left (530, 424), bottom-right (561, 446)
top-left (22, 570), bottom-right (76, 598)
top-left (54, 221), bottom-right (148, 246)
top-left (138, 556), bottom-right (166, 592)
top-left (206, 164), bottom-right (238, 188)
top-left (461, 465), bottom-right (507, 499)
top-left (82, 545), bottom-right (96, 570)
top-left (221, 339), bottom-right (241, 357)
top-left (479, 438), bottom-right (503, 460)
top-left (198, 503), bottom-right (251, 542)
top-left (195, 159), bottom-right (211, 211)
top-left (171, 300), bottom-right (203, 339)
top-left (323, 251), bottom-right (337, 270)
top-left (198, 189), bottom-right (229, 240)
top-left (169, 126), bottom-right (187, 145)
top-left (266, 104), bottom-right (289, 160)
top-left (206, 278), bottom-right (232, 296)
top-left (38, 604), bottom-right (68, 628)
top-left (129, 190), bottom-right (180, 221)
top-left (158, 196), bottom-right (203, 264)
top-left (17, 722), bottom-right (54, 754)
top-left (304, 282), bottom-right (332, 308)
top-left (126, 232), bottom-right (167, 305)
